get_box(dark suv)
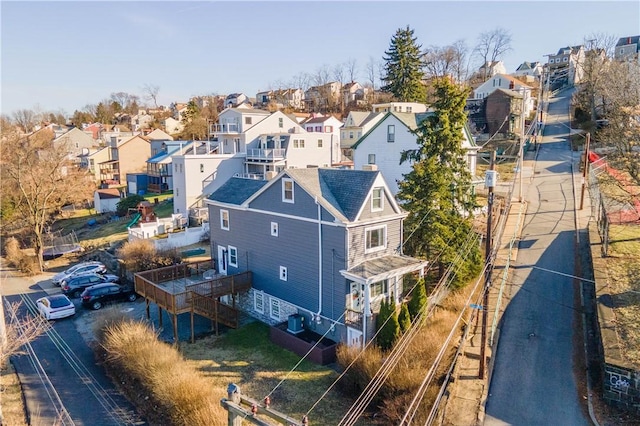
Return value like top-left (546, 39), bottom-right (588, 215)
top-left (61, 273), bottom-right (120, 298)
top-left (80, 283), bottom-right (137, 310)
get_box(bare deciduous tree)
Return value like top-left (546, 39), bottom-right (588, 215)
top-left (597, 61), bottom-right (640, 181)
top-left (473, 27), bottom-right (512, 80)
top-left (0, 125), bottom-right (94, 271)
top-left (346, 57), bottom-right (358, 82)
top-left (576, 33), bottom-right (619, 122)
top-left (142, 84), bottom-right (160, 109)
top-left (12, 109), bottom-right (38, 134)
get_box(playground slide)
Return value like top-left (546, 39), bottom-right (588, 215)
top-left (127, 213), bottom-right (141, 228)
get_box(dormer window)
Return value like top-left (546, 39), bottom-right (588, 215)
top-left (371, 187), bottom-right (383, 211)
top-left (282, 178), bottom-right (294, 203)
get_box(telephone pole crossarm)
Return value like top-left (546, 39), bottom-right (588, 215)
top-left (221, 383), bottom-right (306, 426)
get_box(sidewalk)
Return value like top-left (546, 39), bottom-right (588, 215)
top-left (443, 198), bottom-right (527, 426)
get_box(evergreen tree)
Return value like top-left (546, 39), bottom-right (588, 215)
top-left (398, 77), bottom-right (481, 288)
top-left (381, 26), bottom-right (426, 103)
top-left (376, 300), bottom-right (400, 351)
top-left (398, 303), bottom-right (411, 334)
top-left (407, 278), bottom-right (427, 322)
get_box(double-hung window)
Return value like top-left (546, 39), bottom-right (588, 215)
top-left (387, 125), bottom-right (395, 142)
top-left (371, 187), bottom-right (383, 211)
top-left (282, 178), bottom-right (294, 203)
top-left (370, 280), bottom-right (388, 298)
top-left (220, 210), bottom-right (229, 230)
top-left (228, 246), bottom-right (238, 267)
top-left (365, 225), bottom-right (386, 253)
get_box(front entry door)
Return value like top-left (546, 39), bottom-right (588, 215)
top-left (217, 245), bottom-right (227, 275)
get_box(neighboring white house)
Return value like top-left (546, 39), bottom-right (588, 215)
top-left (477, 61), bottom-right (507, 79)
top-left (352, 112), bottom-right (478, 195)
top-left (163, 117), bottom-right (184, 135)
top-left (301, 114), bottom-right (342, 164)
top-left (547, 45), bottom-right (585, 87)
top-left (513, 61), bottom-right (543, 79)
top-left (131, 112), bottom-right (154, 132)
top-left (94, 188), bottom-right (122, 213)
top-left (173, 106), bottom-right (337, 216)
top-left (224, 93), bottom-right (249, 108)
top-left (473, 74), bottom-right (535, 116)
top-left (372, 102), bottom-right (428, 113)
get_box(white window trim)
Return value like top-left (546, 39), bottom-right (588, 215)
top-left (220, 209), bottom-right (229, 230)
top-left (365, 224), bottom-right (387, 254)
top-left (282, 178), bottom-right (294, 203)
top-left (371, 187), bottom-right (384, 212)
top-left (270, 298), bottom-right (281, 320)
top-left (228, 246), bottom-right (238, 267)
top-left (254, 291), bottom-right (264, 314)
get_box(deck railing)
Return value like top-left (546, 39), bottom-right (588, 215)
top-left (134, 262), bottom-right (250, 315)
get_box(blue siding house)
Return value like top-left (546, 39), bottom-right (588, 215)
top-left (206, 168), bottom-right (427, 347)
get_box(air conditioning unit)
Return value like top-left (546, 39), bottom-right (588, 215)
top-left (287, 314), bottom-right (304, 334)
top-left (362, 164), bottom-right (378, 171)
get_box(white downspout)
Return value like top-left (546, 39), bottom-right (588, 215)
top-left (315, 197), bottom-right (323, 322)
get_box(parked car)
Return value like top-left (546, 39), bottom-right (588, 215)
top-left (51, 261), bottom-right (107, 286)
top-left (81, 283), bottom-right (138, 310)
top-left (61, 273), bottom-right (120, 298)
top-left (36, 294), bottom-right (76, 320)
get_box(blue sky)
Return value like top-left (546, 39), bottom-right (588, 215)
top-left (1, 1), bottom-right (638, 116)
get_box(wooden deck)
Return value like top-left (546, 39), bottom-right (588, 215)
top-left (134, 259), bottom-right (252, 341)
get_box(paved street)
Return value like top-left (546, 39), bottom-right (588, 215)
top-left (1, 261), bottom-right (144, 425)
top-left (484, 89), bottom-right (591, 425)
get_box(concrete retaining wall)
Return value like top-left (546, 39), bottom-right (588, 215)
top-left (590, 222), bottom-right (640, 413)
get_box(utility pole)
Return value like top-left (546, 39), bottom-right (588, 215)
top-left (518, 88), bottom-right (526, 202)
top-left (579, 132), bottom-right (591, 210)
top-left (480, 151), bottom-right (496, 380)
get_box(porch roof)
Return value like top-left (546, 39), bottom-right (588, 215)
top-left (340, 255), bottom-right (427, 285)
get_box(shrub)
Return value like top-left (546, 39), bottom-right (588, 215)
top-left (398, 303), bottom-right (411, 334)
top-left (4, 237), bottom-right (23, 267)
top-left (407, 278), bottom-right (427, 322)
top-left (376, 300), bottom-right (400, 351)
top-left (115, 195), bottom-right (145, 217)
top-left (117, 239), bottom-right (181, 273)
top-left (336, 344), bottom-right (383, 395)
top-left (4, 237), bottom-right (39, 275)
top-left (99, 319), bottom-right (226, 426)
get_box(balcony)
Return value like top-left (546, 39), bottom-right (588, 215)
top-left (246, 148), bottom-right (285, 161)
top-left (233, 172), bottom-right (264, 180)
top-left (345, 309), bottom-right (363, 328)
top-left (210, 123), bottom-right (239, 134)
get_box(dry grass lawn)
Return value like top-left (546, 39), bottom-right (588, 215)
top-left (604, 224), bottom-right (640, 367)
top-left (0, 363), bottom-right (28, 426)
top-left (180, 321), bottom-right (354, 424)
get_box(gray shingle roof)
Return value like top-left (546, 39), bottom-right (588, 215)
top-left (285, 168), bottom-right (379, 222)
top-left (208, 177), bottom-right (269, 205)
top-left (616, 35), bottom-right (640, 48)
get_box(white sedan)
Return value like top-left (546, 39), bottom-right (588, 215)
top-left (36, 295), bottom-right (76, 320)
